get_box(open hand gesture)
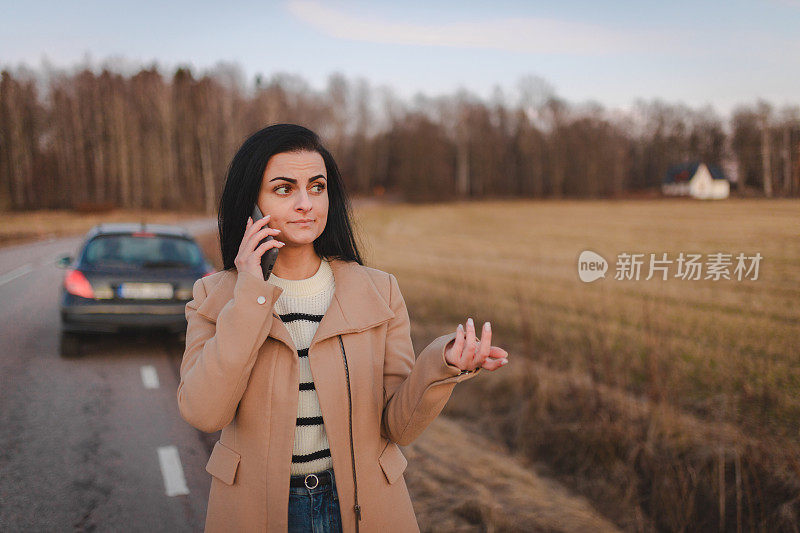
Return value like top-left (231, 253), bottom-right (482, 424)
top-left (444, 317), bottom-right (509, 372)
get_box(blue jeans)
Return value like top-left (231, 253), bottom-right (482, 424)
top-left (287, 468), bottom-right (343, 533)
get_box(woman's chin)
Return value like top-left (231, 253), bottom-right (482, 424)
top-left (282, 237), bottom-right (318, 247)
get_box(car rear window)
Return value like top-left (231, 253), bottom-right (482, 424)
top-left (82, 234), bottom-right (204, 268)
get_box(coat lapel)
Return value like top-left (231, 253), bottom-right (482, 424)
top-left (309, 258), bottom-right (395, 349)
top-left (194, 258), bottom-right (395, 354)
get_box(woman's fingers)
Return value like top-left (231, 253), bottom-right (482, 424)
top-left (464, 318), bottom-right (479, 367)
top-left (245, 215), bottom-right (262, 240)
top-left (488, 346), bottom-right (509, 360)
top-left (475, 321), bottom-right (491, 368)
top-left (254, 239), bottom-right (285, 257)
top-left (244, 215), bottom-right (271, 249)
top-left (480, 356), bottom-right (507, 371)
top-left (464, 317), bottom-right (476, 346)
top-left (243, 215), bottom-right (258, 248)
top-left (448, 323), bottom-right (465, 366)
top-left (247, 222), bottom-right (279, 253)
top-left (483, 346), bottom-right (510, 371)
top-left (452, 318), bottom-right (509, 372)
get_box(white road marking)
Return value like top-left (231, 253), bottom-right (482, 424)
top-left (157, 446), bottom-right (190, 497)
top-left (0, 263), bottom-right (33, 287)
top-left (140, 365), bottom-right (160, 389)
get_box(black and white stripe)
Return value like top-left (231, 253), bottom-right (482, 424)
top-left (267, 259), bottom-right (335, 474)
top-left (280, 311), bottom-right (333, 470)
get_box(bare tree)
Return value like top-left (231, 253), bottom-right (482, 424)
top-left (758, 100), bottom-right (774, 198)
top-left (0, 70), bottom-right (39, 209)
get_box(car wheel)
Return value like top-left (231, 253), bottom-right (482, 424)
top-left (59, 331), bottom-right (82, 358)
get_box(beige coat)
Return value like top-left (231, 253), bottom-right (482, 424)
top-left (177, 258), bottom-right (481, 532)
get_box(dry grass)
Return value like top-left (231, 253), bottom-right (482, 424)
top-left (355, 198), bottom-right (800, 531)
top-left (356, 198), bottom-right (800, 440)
top-left (402, 415), bottom-right (620, 532)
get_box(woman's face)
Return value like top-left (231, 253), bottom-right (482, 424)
top-left (257, 150), bottom-right (329, 248)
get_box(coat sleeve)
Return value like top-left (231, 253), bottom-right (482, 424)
top-left (380, 273), bottom-right (481, 445)
top-left (177, 271), bottom-right (280, 433)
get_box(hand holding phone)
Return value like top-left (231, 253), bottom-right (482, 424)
top-left (233, 205), bottom-right (284, 280)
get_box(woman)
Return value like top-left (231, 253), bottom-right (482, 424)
top-left (177, 124), bottom-right (510, 533)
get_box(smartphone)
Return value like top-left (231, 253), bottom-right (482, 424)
top-left (251, 205), bottom-right (280, 280)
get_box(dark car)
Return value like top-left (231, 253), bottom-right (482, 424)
top-left (56, 223), bottom-right (215, 357)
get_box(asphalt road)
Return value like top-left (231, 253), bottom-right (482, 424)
top-left (0, 217), bottom-right (219, 532)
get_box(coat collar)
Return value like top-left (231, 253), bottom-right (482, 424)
top-left (196, 258), bottom-right (395, 352)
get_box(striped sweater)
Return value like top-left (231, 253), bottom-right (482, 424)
top-left (267, 258), bottom-right (335, 475)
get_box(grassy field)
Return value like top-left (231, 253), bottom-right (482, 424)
top-left (354, 199), bottom-right (800, 438)
top-left (348, 198), bottom-right (799, 531)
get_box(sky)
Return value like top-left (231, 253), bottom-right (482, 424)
top-left (1, 0), bottom-right (798, 116)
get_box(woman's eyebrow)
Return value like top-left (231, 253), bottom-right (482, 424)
top-left (269, 175), bottom-right (326, 183)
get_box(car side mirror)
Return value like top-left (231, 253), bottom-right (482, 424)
top-left (56, 255), bottom-right (73, 269)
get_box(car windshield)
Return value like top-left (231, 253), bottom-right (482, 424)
top-left (82, 234), bottom-right (204, 268)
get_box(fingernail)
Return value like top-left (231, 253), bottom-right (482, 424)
top-left (467, 317), bottom-right (473, 326)
top-left (484, 322), bottom-right (490, 331)
top-left (457, 324), bottom-right (463, 331)
top-left (501, 358), bottom-right (508, 364)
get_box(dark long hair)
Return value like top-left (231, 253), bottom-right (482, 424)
top-left (218, 124), bottom-right (364, 270)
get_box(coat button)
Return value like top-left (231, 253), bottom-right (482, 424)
top-left (257, 296), bottom-right (266, 304)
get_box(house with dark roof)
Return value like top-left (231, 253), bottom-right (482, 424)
top-left (662, 161), bottom-right (730, 199)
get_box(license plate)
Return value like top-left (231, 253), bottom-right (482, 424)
top-left (118, 282), bottom-right (174, 299)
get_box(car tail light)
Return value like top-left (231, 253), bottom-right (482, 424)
top-left (64, 269), bottom-right (95, 298)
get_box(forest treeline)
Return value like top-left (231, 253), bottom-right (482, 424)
top-left (1, 63), bottom-right (798, 212)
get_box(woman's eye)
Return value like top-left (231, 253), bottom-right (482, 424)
top-left (274, 183), bottom-right (325, 195)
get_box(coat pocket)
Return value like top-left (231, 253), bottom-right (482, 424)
top-left (378, 441), bottom-right (408, 484)
top-left (205, 440), bottom-right (241, 485)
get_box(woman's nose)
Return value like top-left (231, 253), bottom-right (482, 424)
top-left (295, 190), bottom-right (312, 211)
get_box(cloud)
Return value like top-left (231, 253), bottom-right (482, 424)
top-left (285, 0), bottom-right (684, 55)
